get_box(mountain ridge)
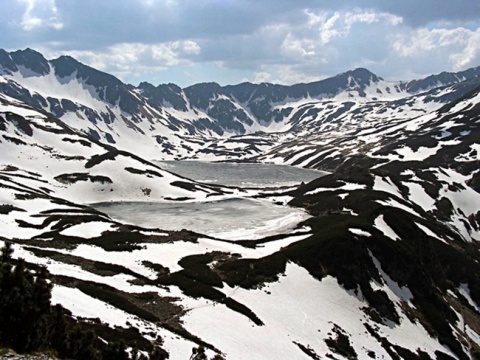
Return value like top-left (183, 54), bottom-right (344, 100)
top-left (1, 48), bottom-right (480, 163)
top-left (2, 49), bottom-right (480, 359)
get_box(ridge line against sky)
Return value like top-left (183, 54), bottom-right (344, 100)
top-left (1, 0), bottom-right (480, 87)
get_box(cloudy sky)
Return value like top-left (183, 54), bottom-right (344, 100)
top-left (1, 0), bottom-right (480, 87)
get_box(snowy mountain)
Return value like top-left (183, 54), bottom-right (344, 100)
top-left (1, 49), bottom-right (480, 359)
top-left (1, 48), bottom-right (480, 162)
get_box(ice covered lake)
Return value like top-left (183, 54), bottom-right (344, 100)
top-left (156, 161), bottom-right (324, 187)
top-left (92, 162), bottom-right (326, 239)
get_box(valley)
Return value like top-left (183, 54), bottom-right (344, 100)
top-left (1, 48), bottom-right (480, 359)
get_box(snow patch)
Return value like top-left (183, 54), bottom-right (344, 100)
top-left (349, 228), bottom-right (371, 237)
top-left (459, 284), bottom-right (480, 314)
top-left (374, 215), bottom-right (400, 241)
top-left (60, 221), bottom-right (115, 238)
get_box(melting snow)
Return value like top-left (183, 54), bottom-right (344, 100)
top-left (60, 221), bottom-right (115, 238)
top-left (369, 253), bottom-right (414, 305)
top-left (349, 228), bottom-right (371, 237)
top-left (415, 223), bottom-right (447, 243)
top-left (374, 215), bottom-right (400, 241)
top-left (306, 182), bottom-right (367, 195)
top-left (182, 262), bottom-right (451, 360)
top-left (376, 198), bottom-right (422, 218)
top-left (404, 182), bottom-right (436, 212)
top-left (373, 176), bottom-right (404, 200)
top-left (459, 284), bottom-right (480, 314)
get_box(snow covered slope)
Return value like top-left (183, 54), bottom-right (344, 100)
top-left (2, 50), bottom-right (480, 359)
top-left (0, 93), bottom-right (237, 204)
top-left (2, 48), bottom-right (480, 162)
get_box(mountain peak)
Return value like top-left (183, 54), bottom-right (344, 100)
top-left (9, 48), bottom-right (49, 76)
top-left (50, 55), bottom-right (123, 89)
top-left (342, 68), bottom-right (382, 84)
top-left (51, 55), bottom-right (88, 78)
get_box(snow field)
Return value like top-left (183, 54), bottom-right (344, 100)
top-left (182, 262), bottom-right (453, 360)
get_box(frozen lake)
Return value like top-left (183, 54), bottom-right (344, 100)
top-left (156, 160), bottom-right (325, 187)
top-left (92, 162), bottom-right (325, 239)
top-left (92, 198), bottom-right (311, 240)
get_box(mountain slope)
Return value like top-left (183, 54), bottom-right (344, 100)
top-left (0, 92), bottom-right (236, 205)
top-left (1, 50), bottom-right (480, 359)
top-left (2, 48), bottom-right (480, 162)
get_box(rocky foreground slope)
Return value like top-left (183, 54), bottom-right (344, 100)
top-left (1, 50), bottom-right (480, 359)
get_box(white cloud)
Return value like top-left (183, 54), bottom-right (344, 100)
top-left (345, 11), bottom-right (403, 27)
top-left (17, 0), bottom-right (63, 31)
top-left (182, 40), bottom-right (201, 55)
top-left (320, 12), bottom-right (342, 45)
top-left (392, 26), bottom-right (480, 71)
top-left (450, 30), bottom-right (480, 70)
top-left (46, 40), bottom-right (201, 82)
top-left (280, 33), bottom-right (316, 59)
top-left (264, 65), bottom-right (327, 85)
top-left (253, 71), bottom-right (272, 83)
top-left (305, 10), bottom-right (344, 45)
top-left (9, 2), bottom-right (479, 87)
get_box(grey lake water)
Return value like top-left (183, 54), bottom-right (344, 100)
top-left (92, 162), bottom-right (326, 239)
top-left (156, 161), bottom-right (325, 187)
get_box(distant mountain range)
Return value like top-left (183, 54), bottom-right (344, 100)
top-left (1, 48), bottom-right (480, 161)
top-left (1, 48), bottom-right (480, 359)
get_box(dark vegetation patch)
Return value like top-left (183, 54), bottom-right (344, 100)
top-left (46, 230), bottom-right (145, 252)
top-left (1, 165), bottom-right (20, 172)
top-left (161, 270), bottom-right (263, 326)
top-left (142, 261), bottom-right (171, 278)
top-left (14, 192), bottom-right (41, 201)
top-left (0, 166), bottom-right (42, 179)
top-left (155, 251), bottom-right (263, 325)
top-left (54, 275), bottom-right (219, 353)
top-left (324, 325), bottom-right (357, 359)
top-left (6, 112), bottom-right (33, 136)
top-left (178, 252), bottom-right (225, 288)
top-left (3, 134), bottom-right (27, 145)
top-left (24, 247), bottom-right (152, 283)
top-left (39, 207), bottom-right (106, 216)
top-left (218, 252), bottom-right (288, 290)
top-left (467, 171), bottom-right (480, 194)
top-left (232, 229), bottom-right (311, 248)
top-left (20, 224), bottom-right (200, 253)
top-left (0, 204), bottom-right (26, 214)
top-left (54, 173), bottom-right (113, 184)
top-left (125, 167), bottom-right (163, 178)
top-left (282, 158), bottom-right (479, 358)
top-left (0, 170), bottom-right (49, 185)
top-left (24, 213), bottom-right (109, 233)
top-left (170, 180), bottom-right (209, 193)
top-left (364, 323), bottom-right (436, 360)
top-left (293, 341), bottom-right (322, 360)
top-left (61, 137), bottom-right (92, 147)
top-left (0, 242), bottom-right (165, 359)
top-left (164, 196), bottom-right (194, 201)
top-left (85, 150), bottom-right (119, 169)
top-left (55, 276), bottom-right (169, 323)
